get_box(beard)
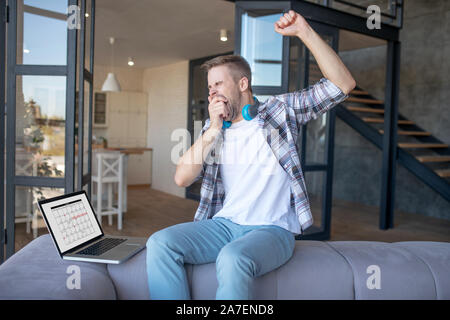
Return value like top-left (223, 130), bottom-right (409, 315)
top-left (223, 91), bottom-right (242, 122)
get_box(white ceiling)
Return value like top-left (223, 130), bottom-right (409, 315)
top-left (93, 0), bottom-right (386, 69)
top-left (94, 0), bottom-right (235, 69)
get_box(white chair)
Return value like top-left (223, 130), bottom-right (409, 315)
top-left (15, 151), bottom-right (61, 238)
top-left (15, 152), bottom-right (38, 236)
top-left (91, 151), bottom-right (124, 230)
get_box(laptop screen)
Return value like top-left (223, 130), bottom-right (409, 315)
top-left (38, 191), bottom-right (103, 255)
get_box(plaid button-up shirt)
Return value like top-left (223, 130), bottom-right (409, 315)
top-left (193, 77), bottom-right (348, 234)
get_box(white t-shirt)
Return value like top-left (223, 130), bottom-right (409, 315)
top-left (213, 117), bottom-right (301, 235)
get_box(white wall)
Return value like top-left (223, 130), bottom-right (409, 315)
top-left (143, 61), bottom-right (189, 198)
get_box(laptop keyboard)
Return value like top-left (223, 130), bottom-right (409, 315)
top-left (77, 238), bottom-right (127, 256)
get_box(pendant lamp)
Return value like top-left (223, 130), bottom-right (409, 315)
top-left (102, 37), bottom-right (121, 92)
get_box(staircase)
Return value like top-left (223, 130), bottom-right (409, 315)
top-left (333, 86), bottom-right (450, 202)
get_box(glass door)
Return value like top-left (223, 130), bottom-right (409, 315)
top-left (3, 0), bottom-right (95, 261)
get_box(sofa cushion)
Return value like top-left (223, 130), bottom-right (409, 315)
top-left (109, 240), bottom-right (355, 300)
top-left (0, 235), bottom-right (116, 300)
top-left (327, 241), bottom-right (440, 300)
top-left (392, 242), bottom-right (450, 299)
top-left (189, 240), bottom-right (355, 300)
top-left (107, 248), bottom-right (197, 300)
top-left (107, 247), bottom-right (150, 300)
top-left (273, 241), bottom-right (355, 299)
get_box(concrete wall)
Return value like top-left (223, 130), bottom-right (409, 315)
top-left (143, 61), bottom-right (189, 198)
top-left (321, 0), bottom-right (450, 220)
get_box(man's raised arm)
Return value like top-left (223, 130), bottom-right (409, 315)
top-left (275, 10), bottom-right (356, 94)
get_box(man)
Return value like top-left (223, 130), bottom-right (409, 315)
top-left (146, 10), bottom-right (355, 300)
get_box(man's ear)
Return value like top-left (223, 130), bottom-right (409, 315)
top-left (239, 77), bottom-right (249, 92)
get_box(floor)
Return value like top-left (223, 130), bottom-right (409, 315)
top-left (12, 186), bottom-right (450, 254)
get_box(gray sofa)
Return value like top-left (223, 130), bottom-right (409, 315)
top-left (0, 234), bottom-right (449, 299)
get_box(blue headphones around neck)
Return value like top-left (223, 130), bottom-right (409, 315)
top-left (222, 96), bottom-right (258, 129)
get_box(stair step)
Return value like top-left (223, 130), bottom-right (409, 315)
top-left (398, 143), bottom-right (448, 149)
top-left (416, 155), bottom-right (450, 163)
top-left (346, 97), bottom-right (384, 104)
top-left (435, 169), bottom-right (450, 178)
top-left (347, 106), bottom-right (384, 113)
top-left (362, 117), bottom-right (415, 124)
top-left (379, 130), bottom-right (431, 136)
top-left (350, 89), bottom-right (369, 95)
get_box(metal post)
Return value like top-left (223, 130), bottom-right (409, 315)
top-left (398, 0), bottom-right (404, 29)
top-left (87, 0), bottom-right (96, 200)
top-left (322, 108), bottom-right (336, 239)
top-left (380, 40), bottom-right (400, 229)
top-left (300, 49), bottom-right (309, 168)
top-left (77, 0), bottom-right (86, 191)
top-left (65, 0), bottom-right (78, 194)
top-left (0, 0), bottom-right (6, 264)
top-left (322, 26), bottom-right (339, 240)
top-left (5, 0), bottom-right (17, 259)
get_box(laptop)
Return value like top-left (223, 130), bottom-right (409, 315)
top-left (38, 190), bottom-right (146, 264)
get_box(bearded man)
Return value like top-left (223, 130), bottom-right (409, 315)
top-left (146, 10), bottom-right (356, 300)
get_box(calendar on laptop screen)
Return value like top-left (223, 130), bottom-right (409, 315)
top-left (39, 192), bottom-right (102, 254)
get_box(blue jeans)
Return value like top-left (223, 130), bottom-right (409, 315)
top-left (145, 217), bottom-right (295, 300)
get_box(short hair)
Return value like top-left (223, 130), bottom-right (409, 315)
top-left (200, 54), bottom-right (253, 93)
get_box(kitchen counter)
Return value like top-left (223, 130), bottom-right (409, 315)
top-left (104, 147), bottom-right (153, 155)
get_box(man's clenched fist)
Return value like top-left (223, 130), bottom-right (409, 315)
top-left (274, 10), bottom-right (311, 39)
